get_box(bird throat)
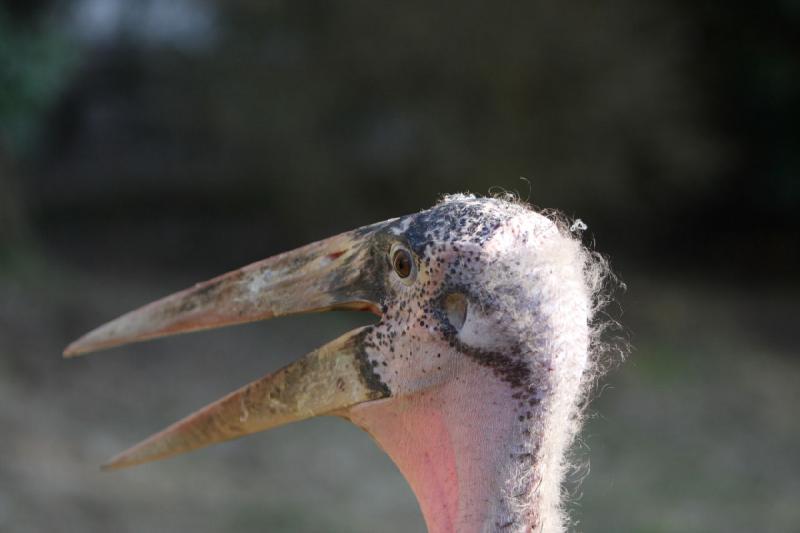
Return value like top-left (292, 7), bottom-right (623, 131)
top-left (347, 355), bottom-right (582, 533)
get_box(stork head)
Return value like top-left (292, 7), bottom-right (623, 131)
top-left (66, 194), bottom-right (604, 533)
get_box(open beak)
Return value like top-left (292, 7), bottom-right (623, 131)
top-left (64, 227), bottom-right (390, 470)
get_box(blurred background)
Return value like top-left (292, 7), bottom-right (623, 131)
top-left (1, 1), bottom-right (798, 532)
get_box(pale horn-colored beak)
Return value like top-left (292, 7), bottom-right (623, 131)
top-left (63, 227), bottom-right (391, 470)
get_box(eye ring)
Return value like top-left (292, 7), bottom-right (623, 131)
top-left (390, 245), bottom-right (415, 282)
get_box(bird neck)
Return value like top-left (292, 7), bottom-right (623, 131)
top-left (348, 355), bottom-right (586, 533)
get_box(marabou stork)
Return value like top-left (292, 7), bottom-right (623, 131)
top-left (65, 194), bottom-right (609, 533)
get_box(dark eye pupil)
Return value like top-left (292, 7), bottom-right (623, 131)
top-left (393, 250), bottom-right (412, 278)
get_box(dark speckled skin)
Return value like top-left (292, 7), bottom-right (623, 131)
top-left (343, 195), bottom-right (590, 532)
top-left (351, 196), bottom-right (544, 404)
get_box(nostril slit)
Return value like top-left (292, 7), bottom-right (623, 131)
top-left (444, 292), bottom-right (468, 331)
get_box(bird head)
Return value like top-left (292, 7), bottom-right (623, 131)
top-left (65, 194), bottom-right (604, 532)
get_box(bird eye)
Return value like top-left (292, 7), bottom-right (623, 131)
top-left (391, 247), bottom-right (414, 279)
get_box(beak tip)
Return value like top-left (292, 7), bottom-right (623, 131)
top-left (63, 347), bottom-right (78, 358)
top-left (100, 461), bottom-right (119, 472)
top-left (64, 332), bottom-right (112, 358)
top-left (63, 341), bottom-right (88, 358)
top-left (101, 452), bottom-right (134, 472)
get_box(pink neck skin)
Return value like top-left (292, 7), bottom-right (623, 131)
top-left (347, 359), bottom-right (549, 533)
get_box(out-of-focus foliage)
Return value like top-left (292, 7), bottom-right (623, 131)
top-left (0, 4), bottom-right (78, 257)
top-left (0, 8), bottom-right (77, 154)
top-left (2, 0), bottom-right (791, 280)
top-left (37, 1), bottom-right (721, 235)
top-left (694, 1), bottom-right (800, 212)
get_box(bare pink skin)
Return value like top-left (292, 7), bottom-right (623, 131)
top-left (348, 358), bottom-right (527, 533)
top-left (342, 201), bottom-right (591, 533)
